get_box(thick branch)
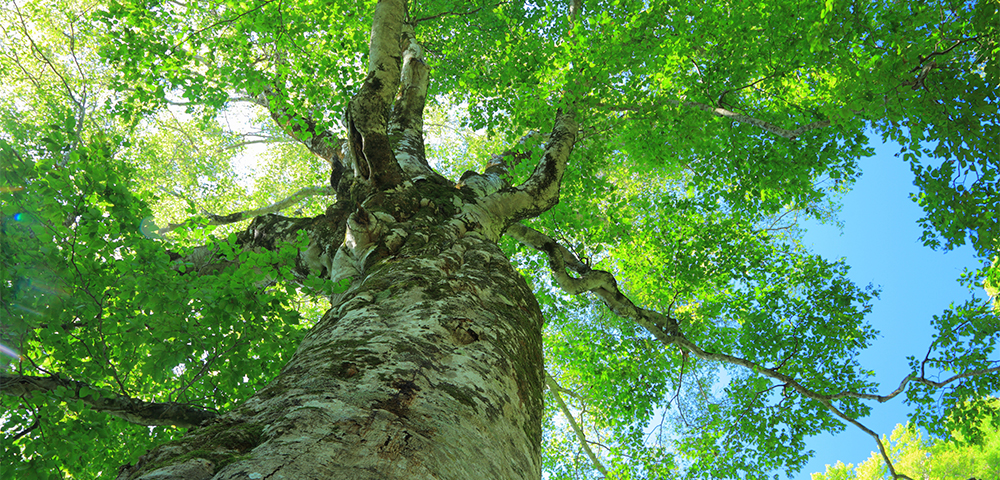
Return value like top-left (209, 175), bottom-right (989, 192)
top-left (477, 3), bottom-right (583, 222)
top-left (235, 211), bottom-right (348, 283)
top-left (509, 222), bottom-right (997, 479)
top-left (545, 371), bottom-right (608, 478)
top-left (0, 373), bottom-right (217, 428)
top-left (345, 0), bottom-right (406, 189)
top-left (905, 61), bottom-right (936, 91)
top-left (156, 185), bottom-right (334, 234)
top-left (456, 131), bottom-right (543, 196)
top-left (166, 209), bottom-right (350, 289)
top-left (484, 112), bottom-right (577, 226)
top-left (365, 0), bottom-right (405, 108)
top-left (387, 25), bottom-right (437, 181)
top-left (515, 110), bottom-right (578, 210)
top-left (252, 91), bottom-right (346, 165)
top-left (506, 223), bottom-right (680, 345)
top-left (484, 131), bottom-right (542, 179)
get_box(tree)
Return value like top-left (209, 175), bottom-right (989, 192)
top-left (1, 0), bottom-right (998, 479)
top-left (812, 410), bottom-right (1000, 480)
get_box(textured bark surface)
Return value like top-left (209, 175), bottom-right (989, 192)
top-left (114, 2), bottom-right (567, 477)
top-left (117, 180), bottom-right (546, 480)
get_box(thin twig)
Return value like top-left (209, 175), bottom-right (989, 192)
top-left (545, 371), bottom-right (609, 478)
top-left (413, 2), bottom-right (507, 24)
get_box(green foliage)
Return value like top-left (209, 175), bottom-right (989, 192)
top-left (1, 109), bottom-right (306, 479)
top-left (94, 0), bottom-right (370, 128)
top-left (2, 0), bottom-right (998, 478)
top-left (812, 412), bottom-right (1000, 480)
top-left (526, 183), bottom-right (881, 477)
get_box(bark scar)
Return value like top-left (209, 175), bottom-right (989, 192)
top-left (373, 379), bottom-right (421, 418)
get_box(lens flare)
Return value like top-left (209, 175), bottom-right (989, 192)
top-left (0, 343), bottom-right (21, 360)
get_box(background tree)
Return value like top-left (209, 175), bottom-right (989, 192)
top-left (1, 0), bottom-right (998, 479)
top-left (812, 408), bottom-right (1000, 480)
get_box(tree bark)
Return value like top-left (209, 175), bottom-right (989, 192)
top-left (117, 180), bottom-right (546, 480)
top-left (115, 2), bottom-right (560, 477)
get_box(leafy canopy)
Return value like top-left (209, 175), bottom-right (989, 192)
top-left (2, 0), bottom-right (998, 478)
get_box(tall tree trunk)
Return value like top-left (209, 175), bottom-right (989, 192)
top-left (115, 2), bottom-right (573, 477)
top-left (116, 182), bottom-right (546, 479)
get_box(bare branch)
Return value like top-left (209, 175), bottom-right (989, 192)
top-left (222, 138), bottom-right (288, 150)
top-left (168, 341), bottom-right (245, 402)
top-left (10, 413), bottom-right (40, 441)
top-left (820, 400), bottom-right (913, 480)
top-left (11, 0), bottom-right (80, 110)
top-left (545, 371), bottom-right (608, 478)
top-left (1, 373), bottom-right (217, 428)
top-left (687, 102), bottom-right (831, 139)
top-left (172, 0), bottom-right (280, 49)
top-left (157, 185), bottom-right (334, 234)
top-left (10, 0), bottom-right (87, 161)
top-left (911, 36), bottom-right (980, 71)
top-left (413, 3), bottom-right (506, 24)
top-left (506, 223), bottom-right (680, 345)
top-left (599, 99), bottom-right (831, 140)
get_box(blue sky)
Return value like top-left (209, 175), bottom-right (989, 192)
top-left (798, 138), bottom-right (981, 477)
